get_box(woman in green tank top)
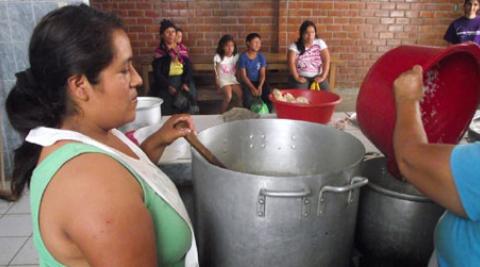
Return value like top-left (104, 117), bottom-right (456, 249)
top-left (3, 4), bottom-right (198, 266)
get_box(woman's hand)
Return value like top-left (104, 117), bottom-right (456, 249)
top-left (394, 65), bottom-right (424, 103)
top-left (168, 86), bottom-right (177, 95)
top-left (140, 114), bottom-right (195, 162)
top-left (296, 76), bottom-right (307, 84)
top-left (314, 75), bottom-right (326, 84)
top-left (154, 115), bottom-right (195, 146)
top-left (182, 83), bottom-right (190, 92)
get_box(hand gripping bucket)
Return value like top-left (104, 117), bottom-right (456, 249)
top-left (356, 43), bottom-right (480, 177)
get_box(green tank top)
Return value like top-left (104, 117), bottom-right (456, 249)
top-left (29, 143), bottom-right (191, 267)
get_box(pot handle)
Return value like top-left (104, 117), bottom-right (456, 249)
top-left (257, 187), bottom-right (312, 217)
top-left (317, 176), bottom-right (368, 215)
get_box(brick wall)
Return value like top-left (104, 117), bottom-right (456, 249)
top-left (91, 0), bottom-right (462, 89)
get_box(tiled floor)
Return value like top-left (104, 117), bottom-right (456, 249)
top-left (0, 193), bottom-right (38, 267)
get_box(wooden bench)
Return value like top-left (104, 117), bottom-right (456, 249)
top-left (141, 53), bottom-right (337, 101)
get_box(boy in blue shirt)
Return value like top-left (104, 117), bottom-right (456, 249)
top-left (238, 33), bottom-right (271, 111)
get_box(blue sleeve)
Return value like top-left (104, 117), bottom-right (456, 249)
top-left (260, 53), bottom-right (267, 67)
top-left (237, 53), bottom-right (246, 69)
top-left (444, 22), bottom-right (459, 44)
top-left (450, 143), bottom-right (480, 221)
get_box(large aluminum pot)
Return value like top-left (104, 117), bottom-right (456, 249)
top-left (192, 119), bottom-right (368, 267)
top-left (356, 157), bottom-right (444, 267)
top-left (119, 96), bottom-right (163, 132)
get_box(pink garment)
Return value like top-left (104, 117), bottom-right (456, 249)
top-left (125, 130), bottom-right (140, 145)
top-left (154, 43), bottom-right (189, 63)
top-left (177, 43), bottom-right (189, 59)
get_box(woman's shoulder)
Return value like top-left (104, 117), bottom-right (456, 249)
top-left (42, 149), bottom-right (154, 264)
top-left (314, 39), bottom-right (328, 49)
top-left (42, 146), bottom-right (144, 209)
top-left (288, 42), bottom-right (299, 52)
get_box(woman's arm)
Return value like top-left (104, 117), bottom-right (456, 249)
top-left (151, 57), bottom-right (174, 96)
top-left (181, 58), bottom-right (194, 92)
top-left (393, 65), bottom-right (466, 217)
top-left (316, 48), bottom-right (331, 83)
top-left (140, 114), bottom-right (195, 162)
top-left (288, 50), bottom-right (304, 83)
top-left (53, 153), bottom-right (159, 266)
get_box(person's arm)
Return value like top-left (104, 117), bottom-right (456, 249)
top-left (56, 153), bottom-right (158, 266)
top-left (316, 48), bottom-right (331, 83)
top-left (443, 22), bottom-right (459, 45)
top-left (213, 56), bottom-right (222, 90)
top-left (393, 65), bottom-right (466, 217)
top-left (288, 50), bottom-right (305, 83)
top-left (258, 66), bottom-right (266, 93)
top-left (140, 114), bottom-right (195, 163)
top-left (181, 58), bottom-right (193, 92)
top-left (152, 58), bottom-right (176, 96)
top-left (240, 68), bottom-right (258, 95)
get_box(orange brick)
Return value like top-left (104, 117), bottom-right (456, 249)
top-left (90, 0), bottom-right (459, 90)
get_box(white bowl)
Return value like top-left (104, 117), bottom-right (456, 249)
top-left (119, 96), bottom-right (163, 132)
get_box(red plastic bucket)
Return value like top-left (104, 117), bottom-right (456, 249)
top-left (356, 43), bottom-right (480, 177)
top-left (269, 89), bottom-right (342, 124)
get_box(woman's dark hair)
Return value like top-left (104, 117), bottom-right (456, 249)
top-left (216, 34), bottom-right (237, 60)
top-left (295, 20), bottom-right (318, 55)
top-left (176, 27), bottom-right (183, 33)
top-left (158, 19), bottom-right (177, 51)
top-left (245, 32), bottom-right (261, 43)
top-left (159, 19), bottom-right (176, 35)
top-left (4, 4), bottom-right (124, 201)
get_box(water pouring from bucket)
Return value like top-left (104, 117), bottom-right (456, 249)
top-left (356, 43), bottom-right (480, 178)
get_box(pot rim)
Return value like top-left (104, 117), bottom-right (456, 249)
top-left (366, 178), bottom-right (433, 202)
top-left (194, 119), bottom-right (366, 178)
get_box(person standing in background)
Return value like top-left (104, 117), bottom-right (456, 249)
top-left (444, 0), bottom-right (480, 45)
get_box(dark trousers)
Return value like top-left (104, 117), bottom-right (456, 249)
top-left (288, 76), bottom-right (330, 90)
top-left (160, 76), bottom-right (198, 115)
top-left (242, 81), bottom-right (272, 112)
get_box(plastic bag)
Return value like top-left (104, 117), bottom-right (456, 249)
top-left (173, 90), bottom-right (200, 114)
top-left (250, 97), bottom-right (269, 114)
top-left (310, 81), bottom-right (320, 91)
top-left (173, 90), bottom-right (190, 110)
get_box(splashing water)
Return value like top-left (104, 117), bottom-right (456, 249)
top-left (421, 65), bottom-right (441, 126)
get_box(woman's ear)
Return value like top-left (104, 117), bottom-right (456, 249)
top-left (67, 74), bottom-right (91, 102)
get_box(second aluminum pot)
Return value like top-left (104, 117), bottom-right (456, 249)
top-left (192, 119), bottom-right (367, 267)
top-left (355, 157), bottom-right (445, 267)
